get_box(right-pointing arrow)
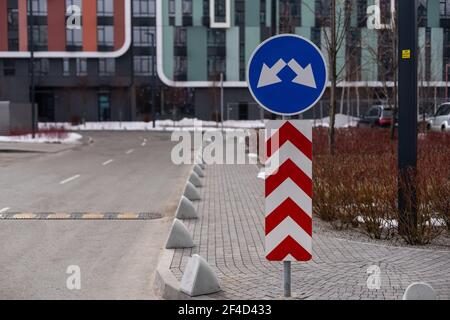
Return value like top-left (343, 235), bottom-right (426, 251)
top-left (257, 59), bottom-right (287, 88)
top-left (288, 59), bottom-right (317, 89)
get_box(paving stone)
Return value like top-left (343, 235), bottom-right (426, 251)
top-left (170, 163), bottom-right (450, 300)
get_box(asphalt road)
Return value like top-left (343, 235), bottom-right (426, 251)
top-left (0, 131), bottom-right (191, 299)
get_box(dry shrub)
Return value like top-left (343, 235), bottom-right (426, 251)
top-left (396, 173), bottom-right (446, 245)
top-left (313, 128), bottom-right (450, 244)
top-left (418, 132), bottom-right (450, 234)
top-left (354, 171), bottom-right (397, 240)
top-left (9, 127), bottom-right (68, 139)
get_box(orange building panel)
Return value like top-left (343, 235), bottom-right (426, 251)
top-left (114, 0), bottom-right (126, 50)
top-left (0, 0), bottom-right (8, 51)
top-left (47, 0), bottom-right (67, 51)
top-left (18, 0), bottom-right (28, 51)
top-left (82, 0), bottom-right (98, 51)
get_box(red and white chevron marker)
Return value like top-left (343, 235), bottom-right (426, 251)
top-left (265, 120), bottom-right (312, 262)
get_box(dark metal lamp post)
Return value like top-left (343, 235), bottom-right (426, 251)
top-left (397, 0), bottom-right (418, 237)
top-left (29, 0), bottom-right (36, 138)
top-left (146, 31), bottom-right (156, 129)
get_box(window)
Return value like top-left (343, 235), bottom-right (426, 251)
top-left (443, 29), bottom-right (450, 78)
top-left (133, 26), bottom-right (156, 47)
top-left (76, 58), bottom-right (87, 76)
top-left (30, 25), bottom-right (48, 47)
top-left (98, 26), bottom-right (114, 47)
top-left (174, 56), bottom-right (187, 76)
top-left (133, 0), bottom-right (156, 17)
top-left (66, 0), bottom-right (82, 9)
top-left (97, 0), bottom-right (114, 16)
top-left (175, 28), bottom-right (187, 46)
top-left (441, 0), bottom-right (450, 17)
top-left (214, 0), bottom-right (226, 22)
top-left (208, 56), bottom-right (225, 78)
top-left (279, 0), bottom-right (301, 32)
top-left (7, 9), bottom-right (18, 29)
top-left (63, 59), bottom-right (70, 76)
top-left (367, 107), bottom-right (381, 117)
top-left (98, 92), bottom-right (111, 121)
top-left (182, 0), bottom-right (193, 14)
top-left (3, 60), bottom-right (15, 76)
top-left (98, 59), bottom-right (116, 76)
top-left (67, 29), bottom-right (82, 47)
top-left (28, 0), bottom-right (47, 16)
top-left (33, 59), bottom-right (50, 76)
top-left (208, 29), bottom-right (226, 46)
top-left (7, 9), bottom-right (19, 50)
top-left (436, 105), bottom-right (450, 116)
top-left (210, 0), bottom-right (230, 28)
top-left (134, 56), bottom-right (154, 75)
top-left (169, 0), bottom-right (176, 16)
top-left (66, 0), bottom-right (82, 43)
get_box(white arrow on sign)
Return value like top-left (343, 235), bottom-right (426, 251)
top-left (257, 58), bottom-right (318, 89)
top-left (288, 59), bottom-right (317, 89)
top-left (257, 59), bottom-right (287, 88)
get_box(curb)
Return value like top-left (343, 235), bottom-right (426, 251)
top-left (154, 145), bottom-right (217, 300)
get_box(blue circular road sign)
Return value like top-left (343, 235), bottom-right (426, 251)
top-left (247, 34), bottom-right (328, 116)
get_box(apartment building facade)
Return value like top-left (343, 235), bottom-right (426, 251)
top-left (0, 0), bottom-right (449, 122)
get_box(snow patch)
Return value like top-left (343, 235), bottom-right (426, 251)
top-left (0, 132), bottom-right (82, 144)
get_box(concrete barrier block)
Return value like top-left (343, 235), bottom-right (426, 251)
top-left (166, 219), bottom-right (195, 249)
top-left (196, 156), bottom-right (205, 165)
top-left (198, 163), bottom-right (206, 170)
top-left (189, 171), bottom-right (203, 188)
top-left (403, 282), bottom-right (437, 300)
top-left (180, 254), bottom-right (221, 297)
top-left (193, 164), bottom-right (205, 177)
top-left (184, 182), bottom-right (201, 201)
top-left (195, 155), bottom-right (206, 169)
top-left (176, 196), bottom-right (198, 219)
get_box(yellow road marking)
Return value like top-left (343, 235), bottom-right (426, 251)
top-left (82, 213), bottom-right (105, 219)
top-left (47, 213), bottom-right (71, 219)
top-left (117, 213), bottom-right (139, 220)
top-left (13, 213), bottom-right (37, 219)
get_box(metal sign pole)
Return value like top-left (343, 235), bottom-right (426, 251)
top-left (284, 261), bottom-right (291, 297)
top-left (282, 114), bottom-right (291, 298)
top-left (151, 33), bottom-right (157, 129)
top-left (220, 73), bottom-right (224, 131)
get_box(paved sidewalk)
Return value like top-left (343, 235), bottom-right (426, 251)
top-left (170, 164), bottom-right (450, 300)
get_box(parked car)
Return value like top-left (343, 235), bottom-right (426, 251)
top-left (427, 103), bottom-right (450, 132)
top-left (357, 105), bottom-right (396, 128)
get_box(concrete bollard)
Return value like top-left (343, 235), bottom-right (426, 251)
top-left (184, 182), bottom-right (201, 201)
top-left (180, 254), bottom-right (221, 297)
top-left (193, 164), bottom-right (205, 178)
top-left (195, 155), bottom-right (206, 170)
top-left (196, 155), bottom-right (205, 164)
top-left (189, 171), bottom-right (203, 188)
top-left (165, 219), bottom-right (195, 249)
top-left (176, 196), bottom-right (198, 219)
top-left (198, 163), bottom-right (206, 170)
top-left (403, 282), bottom-right (437, 300)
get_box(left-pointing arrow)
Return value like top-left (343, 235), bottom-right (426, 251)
top-left (257, 59), bottom-right (287, 88)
